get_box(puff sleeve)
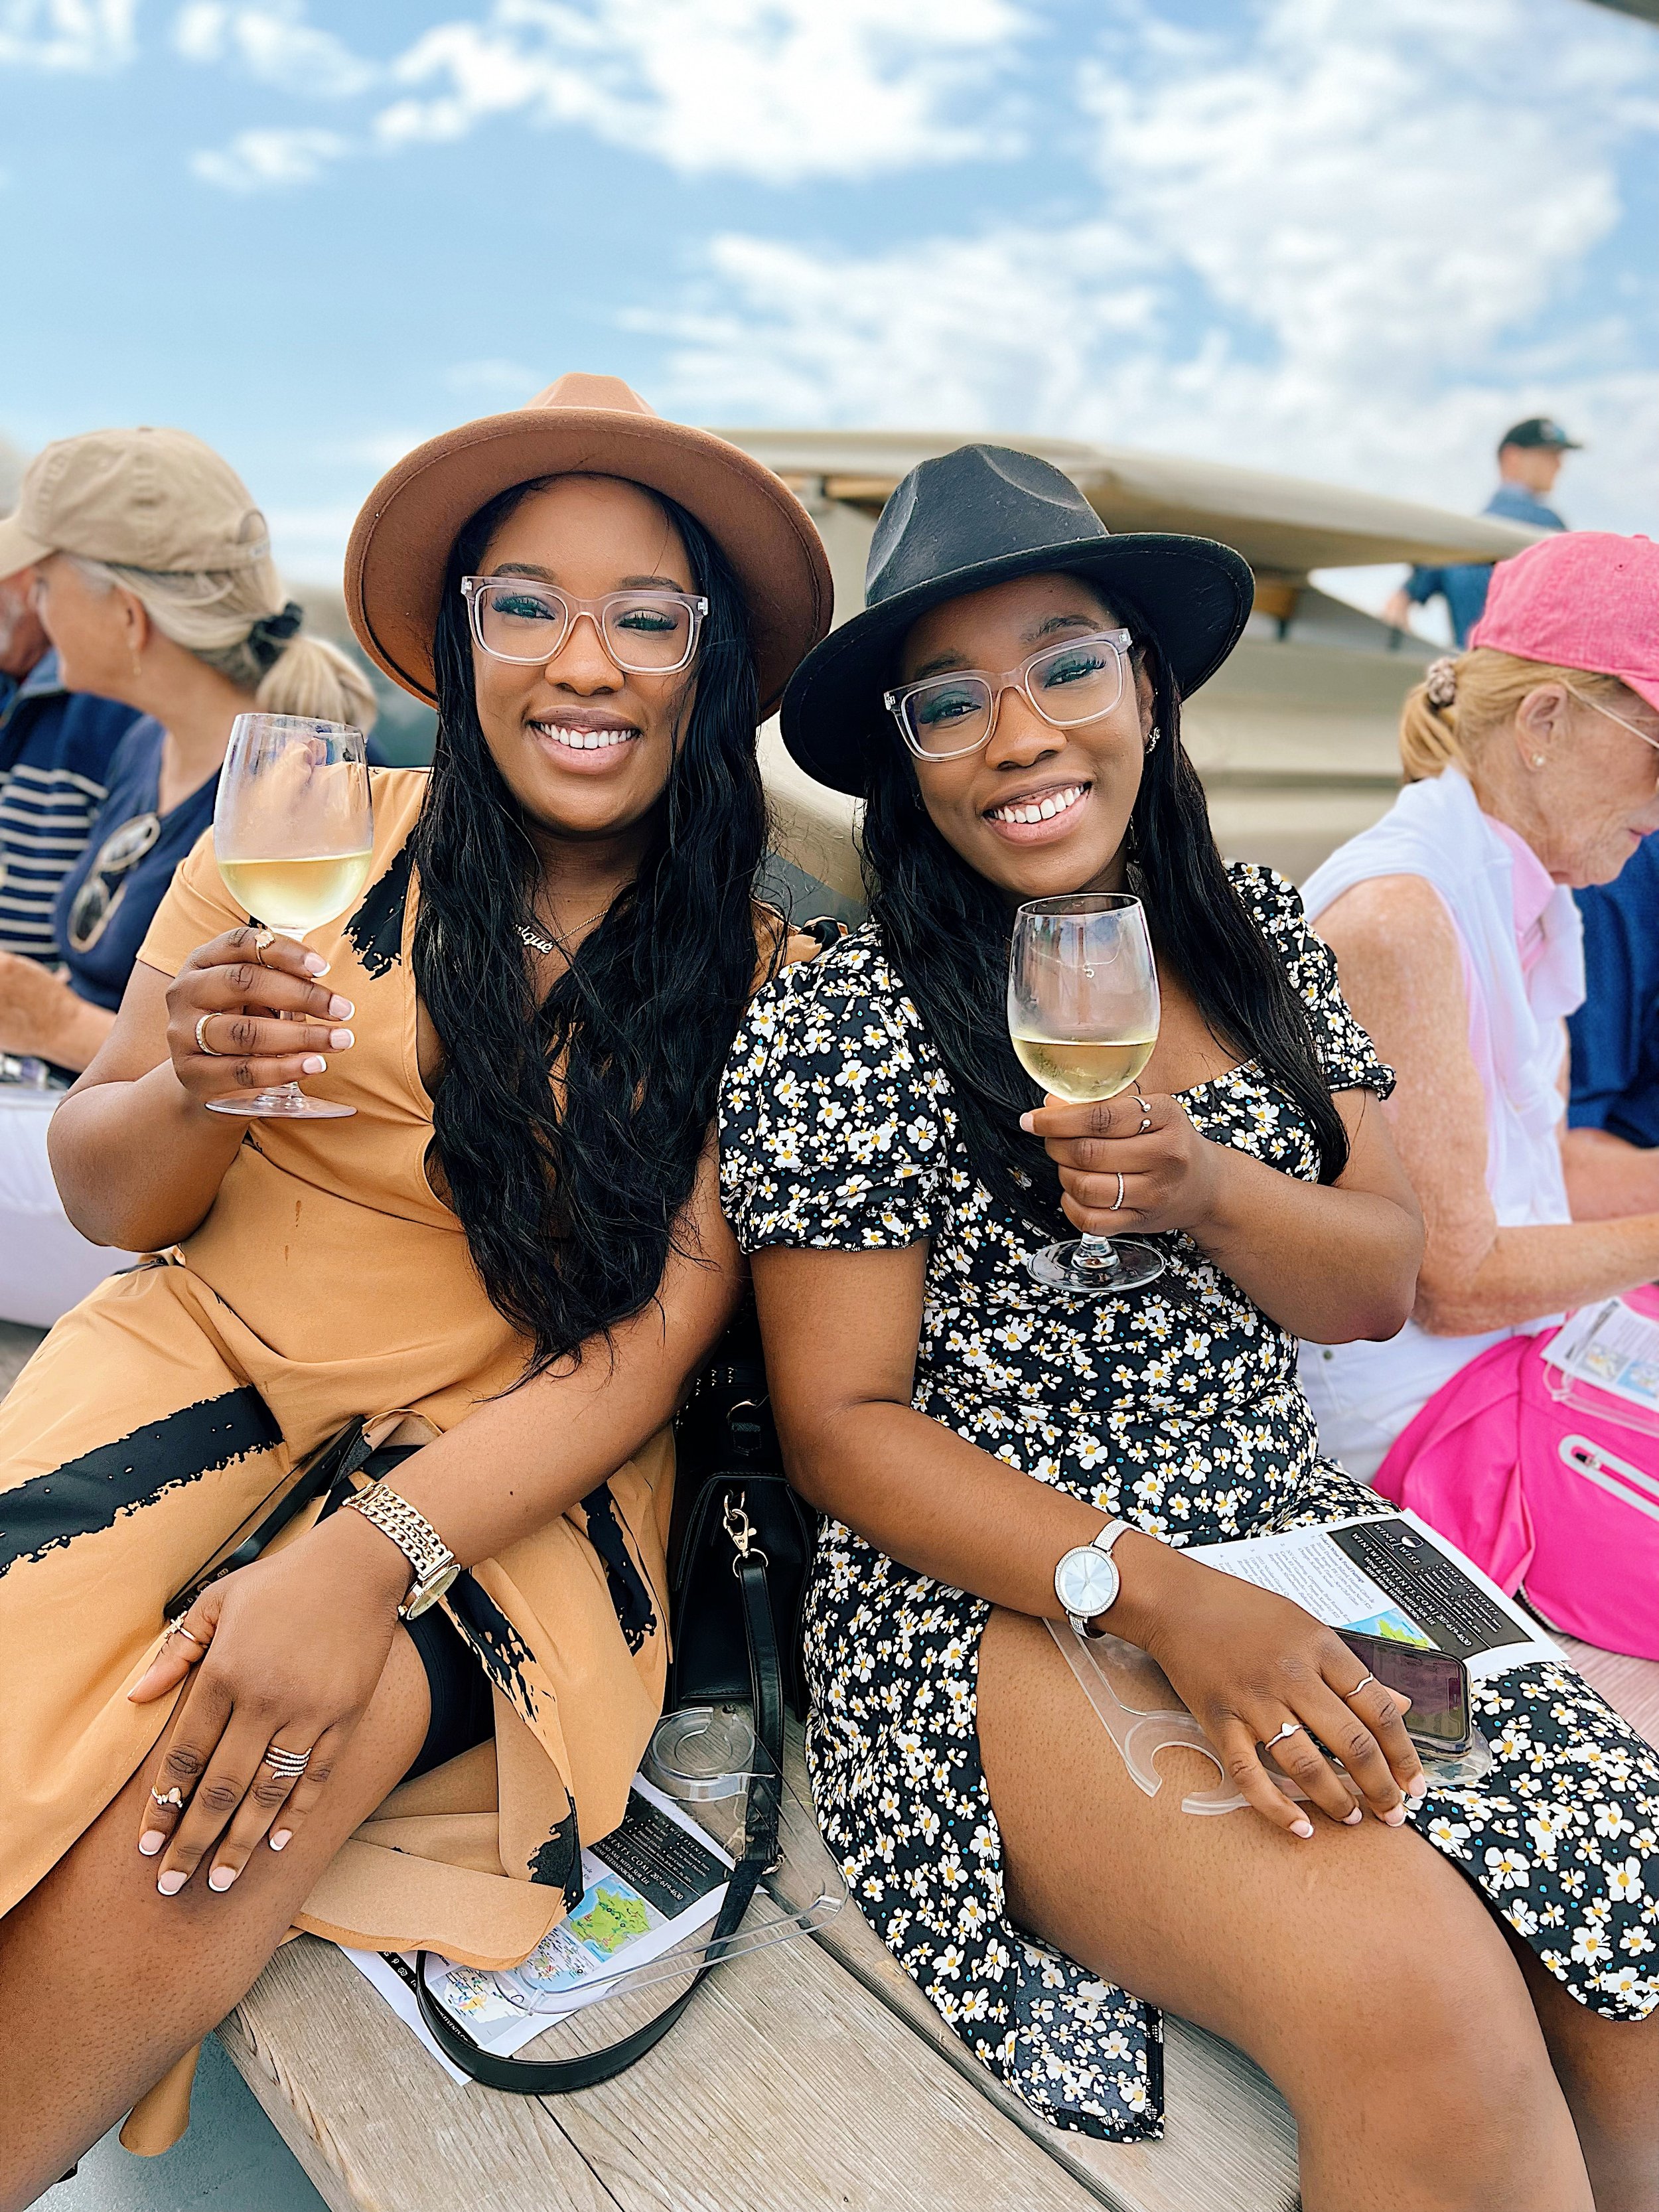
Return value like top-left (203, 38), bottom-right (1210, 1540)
top-left (718, 933), bottom-right (954, 1252)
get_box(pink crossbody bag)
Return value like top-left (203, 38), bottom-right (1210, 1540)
top-left (1374, 1288), bottom-right (1659, 1660)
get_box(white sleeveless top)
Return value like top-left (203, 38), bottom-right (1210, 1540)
top-left (1295, 767), bottom-right (1584, 1477)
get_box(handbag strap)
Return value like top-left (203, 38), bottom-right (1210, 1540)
top-left (165, 1418), bottom-right (374, 1621)
top-left (413, 1539), bottom-right (786, 2094)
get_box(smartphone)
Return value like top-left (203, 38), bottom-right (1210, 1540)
top-left (1340, 1629), bottom-right (1473, 1757)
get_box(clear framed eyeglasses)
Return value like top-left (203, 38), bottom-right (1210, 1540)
top-left (885, 628), bottom-right (1134, 762)
top-left (461, 576), bottom-right (709, 676)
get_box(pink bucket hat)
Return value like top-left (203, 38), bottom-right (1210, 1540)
top-left (1469, 530), bottom-right (1659, 715)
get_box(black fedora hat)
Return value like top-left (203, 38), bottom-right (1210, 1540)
top-left (780, 443), bottom-right (1256, 795)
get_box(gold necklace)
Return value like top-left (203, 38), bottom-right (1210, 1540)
top-left (520, 906), bottom-right (607, 957)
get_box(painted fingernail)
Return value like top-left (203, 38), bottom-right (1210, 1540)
top-left (327, 1027), bottom-right (354, 1050)
top-left (1342, 1806), bottom-right (1364, 1825)
top-left (208, 1865), bottom-right (238, 1891)
top-left (328, 995), bottom-right (354, 1019)
top-left (1407, 1775), bottom-right (1428, 1801)
top-left (139, 1830), bottom-right (166, 1856)
top-left (303, 952), bottom-right (328, 976)
top-left (1382, 1804), bottom-right (1407, 1826)
top-left (157, 1870), bottom-right (187, 1895)
top-left (1291, 1818), bottom-right (1314, 1839)
top-left (1019, 1112), bottom-right (1035, 1133)
top-left (302, 1055), bottom-right (326, 1074)
top-left (269, 1829), bottom-right (291, 1852)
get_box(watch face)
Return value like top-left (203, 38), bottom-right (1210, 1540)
top-left (1056, 1545), bottom-right (1119, 1621)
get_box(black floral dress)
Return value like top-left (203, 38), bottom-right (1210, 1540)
top-left (718, 866), bottom-right (1659, 2140)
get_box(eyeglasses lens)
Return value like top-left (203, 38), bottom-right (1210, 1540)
top-left (474, 585), bottom-right (695, 673)
top-left (905, 637), bottom-right (1126, 757)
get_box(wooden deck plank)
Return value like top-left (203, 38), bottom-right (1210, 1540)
top-left (221, 1923), bottom-right (1109, 2212)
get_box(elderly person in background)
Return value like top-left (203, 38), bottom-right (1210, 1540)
top-left (0, 561), bottom-right (139, 966)
top-left (1566, 831), bottom-right (1659, 1219)
top-left (1299, 531), bottom-right (1659, 1482)
top-left (0, 426), bottom-right (375, 1327)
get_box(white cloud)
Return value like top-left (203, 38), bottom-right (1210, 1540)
top-left (190, 123), bottom-right (350, 190)
top-left (374, 0), bottom-right (1029, 183)
top-left (0, 0), bottom-right (137, 69)
top-left (173, 1), bottom-right (377, 96)
top-left (649, 0), bottom-right (1659, 536)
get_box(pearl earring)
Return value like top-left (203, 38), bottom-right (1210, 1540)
top-left (1532, 753), bottom-right (1546, 767)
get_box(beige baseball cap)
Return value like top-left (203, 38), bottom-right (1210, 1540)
top-left (0, 425), bottom-right (275, 583)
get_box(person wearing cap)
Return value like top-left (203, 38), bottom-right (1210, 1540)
top-left (1303, 530), bottom-right (1659, 1483)
top-left (0, 564), bottom-right (140, 966)
top-left (0, 374), bottom-right (830, 2191)
top-left (719, 449), bottom-right (1659, 2199)
top-left (0, 427), bottom-right (376, 1333)
top-left (1382, 416), bottom-right (1581, 646)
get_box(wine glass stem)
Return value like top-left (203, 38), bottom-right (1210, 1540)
top-left (1074, 1233), bottom-right (1121, 1274)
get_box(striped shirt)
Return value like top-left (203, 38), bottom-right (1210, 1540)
top-left (0, 654), bottom-right (139, 962)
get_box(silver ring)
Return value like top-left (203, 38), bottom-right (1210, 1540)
top-left (263, 1743), bottom-right (312, 1779)
top-left (1112, 1171), bottom-right (1125, 1211)
top-left (194, 1012), bottom-right (225, 1058)
top-left (1133, 1090), bottom-right (1152, 1136)
top-left (167, 1615), bottom-right (208, 1651)
top-left (1344, 1673), bottom-right (1378, 1700)
top-left (1266, 1720), bottom-right (1305, 1747)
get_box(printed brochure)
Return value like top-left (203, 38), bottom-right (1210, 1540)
top-left (1187, 1509), bottom-right (1560, 1683)
top-left (346, 1773), bottom-right (731, 2085)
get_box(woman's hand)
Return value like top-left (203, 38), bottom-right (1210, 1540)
top-left (164, 926), bottom-right (356, 1106)
top-left (0, 950), bottom-right (92, 1060)
top-left (1021, 1089), bottom-right (1222, 1237)
top-left (1116, 1537), bottom-right (1427, 1836)
top-left (128, 1510), bottom-right (411, 1892)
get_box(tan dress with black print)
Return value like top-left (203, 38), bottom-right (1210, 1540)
top-left (0, 767), bottom-right (680, 2144)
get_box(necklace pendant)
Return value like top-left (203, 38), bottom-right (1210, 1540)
top-left (519, 923), bottom-right (556, 956)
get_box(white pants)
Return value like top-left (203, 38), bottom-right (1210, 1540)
top-left (0, 1087), bottom-right (135, 1328)
top-left (1297, 1320), bottom-right (1514, 1485)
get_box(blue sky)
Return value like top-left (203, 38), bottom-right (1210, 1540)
top-left (3, 0), bottom-right (1656, 589)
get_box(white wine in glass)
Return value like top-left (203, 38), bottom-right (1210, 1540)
top-left (1007, 892), bottom-right (1165, 1293)
top-left (208, 712), bottom-right (373, 1122)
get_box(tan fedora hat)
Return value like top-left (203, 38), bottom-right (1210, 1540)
top-left (344, 372), bottom-right (832, 715)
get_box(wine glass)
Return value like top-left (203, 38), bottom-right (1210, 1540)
top-left (208, 713), bottom-right (373, 1121)
top-left (1007, 892), bottom-right (1165, 1293)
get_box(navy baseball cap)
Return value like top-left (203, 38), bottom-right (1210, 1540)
top-left (1500, 416), bottom-right (1583, 451)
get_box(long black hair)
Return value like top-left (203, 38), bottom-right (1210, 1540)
top-left (411, 479), bottom-right (767, 1378)
top-left (860, 595), bottom-right (1349, 1236)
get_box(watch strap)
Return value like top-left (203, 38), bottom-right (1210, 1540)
top-left (345, 1481), bottom-right (455, 1611)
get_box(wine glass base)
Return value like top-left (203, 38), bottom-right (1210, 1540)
top-left (1024, 1237), bottom-right (1164, 1294)
top-left (205, 1090), bottom-right (356, 1120)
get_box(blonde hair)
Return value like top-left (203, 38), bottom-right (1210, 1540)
top-left (1400, 648), bottom-right (1632, 782)
top-left (70, 555), bottom-right (377, 732)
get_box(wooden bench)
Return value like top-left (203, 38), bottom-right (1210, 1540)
top-left (4, 1317), bottom-right (1657, 2211)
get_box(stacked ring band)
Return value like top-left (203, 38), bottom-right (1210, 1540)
top-left (263, 1743), bottom-right (312, 1779)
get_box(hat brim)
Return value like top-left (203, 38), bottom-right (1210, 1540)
top-left (344, 409), bottom-right (831, 719)
top-left (0, 512), bottom-right (55, 583)
top-left (780, 534), bottom-right (1256, 795)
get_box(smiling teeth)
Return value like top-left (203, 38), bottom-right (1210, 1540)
top-left (989, 784), bottom-right (1086, 826)
top-left (538, 723), bottom-right (634, 750)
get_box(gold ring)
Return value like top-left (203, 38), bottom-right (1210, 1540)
top-left (193, 1013), bottom-right (224, 1059)
top-left (250, 927), bottom-right (275, 966)
top-left (151, 1785), bottom-right (185, 1810)
top-left (168, 1615), bottom-right (208, 1650)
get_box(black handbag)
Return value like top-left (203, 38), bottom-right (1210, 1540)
top-left (415, 1301), bottom-right (817, 2093)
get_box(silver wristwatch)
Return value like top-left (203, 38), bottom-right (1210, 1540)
top-left (1054, 1518), bottom-right (1131, 1637)
top-left (346, 1482), bottom-right (460, 1620)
